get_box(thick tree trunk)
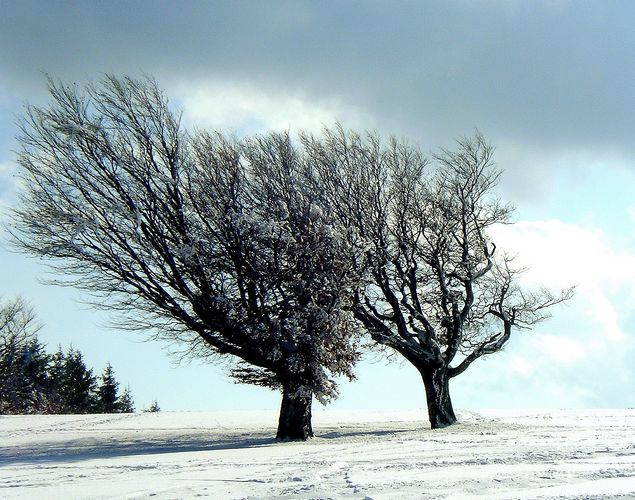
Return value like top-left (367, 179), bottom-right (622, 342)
top-left (420, 367), bottom-right (457, 429)
top-left (276, 384), bottom-right (313, 440)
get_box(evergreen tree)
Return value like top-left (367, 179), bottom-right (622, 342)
top-left (17, 337), bottom-right (50, 412)
top-left (144, 401), bottom-right (160, 413)
top-left (57, 348), bottom-right (97, 413)
top-left (0, 336), bottom-right (51, 414)
top-left (46, 346), bottom-right (66, 412)
top-left (117, 386), bottom-right (135, 413)
top-left (0, 333), bottom-right (23, 413)
top-left (1, 338), bottom-right (49, 414)
top-left (96, 363), bottom-right (119, 413)
top-left (0, 297), bottom-right (43, 414)
top-left (1, 298), bottom-right (137, 415)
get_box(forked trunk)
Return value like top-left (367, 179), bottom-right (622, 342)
top-left (276, 384), bottom-right (313, 440)
top-left (420, 367), bottom-right (457, 429)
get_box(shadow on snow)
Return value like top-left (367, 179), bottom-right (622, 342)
top-left (1, 427), bottom-right (416, 466)
top-left (1, 434), bottom-right (277, 466)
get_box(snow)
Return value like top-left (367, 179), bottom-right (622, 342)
top-left (2, 409), bottom-right (635, 499)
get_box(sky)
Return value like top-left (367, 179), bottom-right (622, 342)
top-left (0, 0), bottom-right (634, 413)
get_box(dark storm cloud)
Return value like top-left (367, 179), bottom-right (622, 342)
top-left (2, 0), bottom-right (635, 157)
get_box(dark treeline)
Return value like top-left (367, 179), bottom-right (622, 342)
top-left (0, 297), bottom-right (134, 415)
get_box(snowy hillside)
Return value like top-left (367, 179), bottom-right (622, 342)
top-left (2, 409), bottom-right (634, 499)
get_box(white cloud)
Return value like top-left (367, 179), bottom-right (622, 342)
top-left (490, 219), bottom-right (635, 343)
top-left (584, 289), bottom-right (625, 341)
top-left (172, 80), bottom-right (373, 136)
top-left (540, 334), bottom-right (586, 364)
top-left (510, 356), bottom-right (535, 377)
top-left (491, 219), bottom-right (635, 290)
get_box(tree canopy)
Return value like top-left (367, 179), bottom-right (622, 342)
top-left (10, 75), bottom-right (570, 435)
top-left (303, 127), bottom-right (573, 427)
top-left (11, 76), bottom-right (360, 439)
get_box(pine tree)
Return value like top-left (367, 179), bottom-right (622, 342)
top-left (0, 297), bottom-right (43, 414)
top-left (18, 337), bottom-right (50, 412)
top-left (46, 346), bottom-right (66, 412)
top-left (117, 386), bottom-right (135, 413)
top-left (96, 363), bottom-right (119, 413)
top-left (0, 333), bottom-right (23, 413)
top-left (57, 348), bottom-right (97, 413)
top-left (0, 335), bottom-right (49, 413)
top-left (144, 401), bottom-right (160, 413)
top-left (1, 298), bottom-right (138, 415)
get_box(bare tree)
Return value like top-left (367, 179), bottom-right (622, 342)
top-left (0, 297), bottom-right (41, 343)
top-left (304, 127), bottom-right (573, 428)
top-left (9, 76), bottom-right (359, 439)
top-left (0, 297), bottom-right (44, 413)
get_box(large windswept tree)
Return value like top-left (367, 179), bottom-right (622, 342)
top-left (303, 127), bottom-right (572, 428)
top-left (10, 76), bottom-right (359, 440)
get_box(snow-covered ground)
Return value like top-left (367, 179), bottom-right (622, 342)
top-left (1, 409), bottom-right (634, 499)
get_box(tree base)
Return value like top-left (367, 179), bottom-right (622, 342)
top-left (276, 386), bottom-right (313, 441)
top-left (420, 368), bottom-right (457, 429)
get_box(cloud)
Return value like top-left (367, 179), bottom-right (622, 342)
top-left (173, 80), bottom-right (373, 135)
top-left (480, 218), bottom-right (635, 403)
top-left (510, 356), bottom-right (535, 377)
top-left (491, 219), bottom-right (635, 295)
top-left (584, 289), bottom-right (626, 342)
top-left (2, 1), bottom-right (635, 168)
top-left (540, 334), bottom-right (586, 364)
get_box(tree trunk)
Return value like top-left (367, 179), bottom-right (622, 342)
top-left (420, 367), bottom-right (457, 429)
top-left (276, 384), bottom-right (313, 440)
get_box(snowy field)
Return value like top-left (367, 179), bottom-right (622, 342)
top-left (1, 409), bottom-right (635, 499)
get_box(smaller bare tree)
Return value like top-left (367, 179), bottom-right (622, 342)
top-left (0, 297), bottom-right (41, 343)
top-left (304, 127), bottom-right (573, 428)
